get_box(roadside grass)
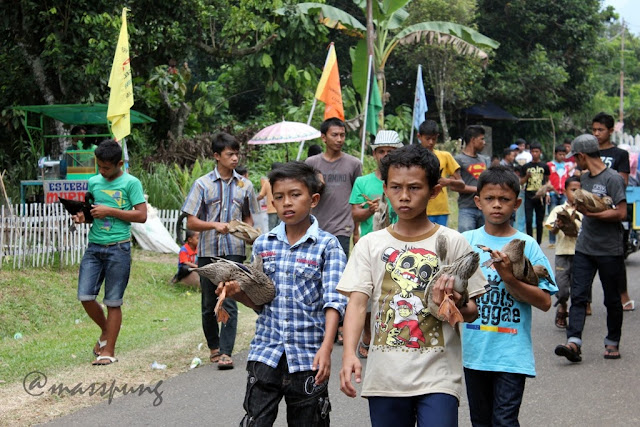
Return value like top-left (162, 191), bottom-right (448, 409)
top-left (0, 249), bottom-right (257, 425)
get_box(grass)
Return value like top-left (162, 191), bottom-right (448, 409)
top-left (0, 249), bottom-right (257, 425)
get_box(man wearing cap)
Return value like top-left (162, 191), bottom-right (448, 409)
top-left (500, 145), bottom-right (518, 169)
top-left (555, 134), bottom-right (627, 363)
top-left (349, 129), bottom-right (402, 358)
top-left (417, 120), bottom-right (465, 226)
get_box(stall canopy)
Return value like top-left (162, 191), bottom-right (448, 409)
top-left (12, 104), bottom-right (155, 125)
top-left (464, 102), bottom-right (518, 121)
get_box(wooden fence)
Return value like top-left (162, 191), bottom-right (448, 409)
top-left (0, 204), bottom-right (183, 270)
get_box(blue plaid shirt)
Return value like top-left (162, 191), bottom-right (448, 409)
top-left (181, 167), bottom-right (259, 257)
top-left (249, 216), bottom-right (348, 373)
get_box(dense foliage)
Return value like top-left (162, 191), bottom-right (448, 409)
top-left (1, 0), bottom-right (638, 207)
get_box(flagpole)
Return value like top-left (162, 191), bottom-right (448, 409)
top-left (296, 98), bottom-right (317, 161)
top-left (409, 66), bottom-right (421, 145)
top-left (360, 55), bottom-right (374, 163)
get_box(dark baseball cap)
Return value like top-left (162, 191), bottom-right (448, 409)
top-left (566, 134), bottom-right (599, 158)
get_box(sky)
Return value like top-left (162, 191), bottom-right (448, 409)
top-left (603, 0), bottom-right (640, 35)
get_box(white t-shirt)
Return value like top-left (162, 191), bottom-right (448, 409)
top-left (337, 225), bottom-right (486, 399)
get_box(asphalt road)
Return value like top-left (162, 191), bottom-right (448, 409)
top-left (45, 246), bottom-right (640, 426)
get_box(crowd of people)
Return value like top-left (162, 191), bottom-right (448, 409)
top-left (70, 112), bottom-right (635, 426)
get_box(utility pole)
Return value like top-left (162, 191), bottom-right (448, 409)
top-left (620, 18), bottom-right (625, 126)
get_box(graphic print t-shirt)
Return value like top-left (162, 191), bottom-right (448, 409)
top-left (520, 161), bottom-right (550, 195)
top-left (600, 146), bottom-right (630, 174)
top-left (88, 173), bottom-right (145, 245)
top-left (461, 228), bottom-right (557, 377)
top-left (337, 225), bottom-right (486, 399)
top-left (455, 152), bottom-right (490, 208)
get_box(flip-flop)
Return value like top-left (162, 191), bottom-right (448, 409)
top-left (623, 300), bottom-right (635, 312)
top-left (209, 350), bottom-right (221, 364)
top-left (357, 341), bottom-right (370, 359)
top-left (218, 354), bottom-right (234, 370)
top-left (92, 355), bottom-right (118, 366)
top-left (604, 346), bottom-right (621, 359)
top-left (93, 339), bottom-right (107, 357)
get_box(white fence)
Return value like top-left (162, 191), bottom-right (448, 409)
top-left (0, 204), bottom-right (183, 270)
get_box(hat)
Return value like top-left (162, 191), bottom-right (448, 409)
top-left (372, 130), bottom-right (404, 149)
top-left (566, 134), bottom-right (599, 158)
top-left (509, 144), bottom-right (519, 150)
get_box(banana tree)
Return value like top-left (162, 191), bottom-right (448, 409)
top-left (277, 1), bottom-right (499, 122)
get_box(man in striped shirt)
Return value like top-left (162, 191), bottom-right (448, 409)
top-left (181, 132), bottom-right (260, 370)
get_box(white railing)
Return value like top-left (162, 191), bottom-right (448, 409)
top-left (0, 205), bottom-right (183, 270)
top-left (0, 203), bottom-right (89, 269)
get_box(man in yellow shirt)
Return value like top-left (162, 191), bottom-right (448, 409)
top-left (417, 120), bottom-right (465, 226)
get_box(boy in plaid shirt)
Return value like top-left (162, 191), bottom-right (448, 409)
top-left (218, 162), bottom-right (347, 426)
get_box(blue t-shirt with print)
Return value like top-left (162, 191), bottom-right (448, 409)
top-left (461, 227), bottom-right (557, 377)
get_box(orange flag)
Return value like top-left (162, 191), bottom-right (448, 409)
top-left (315, 43), bottom-right (344, 121)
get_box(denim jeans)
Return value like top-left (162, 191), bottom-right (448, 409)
top-left (524, 194), bottom-right (545, 244)
top-left (368, 393), bottom-right (458, 427)
top-left (464, 368), bottom-right (526, 427)
top-left (199, 255), bottom-right (243, 355)
top-left (567, 252), bottom-right (624, 348)
top-left (78, 241), bottom-right (131, 307)
top-left (458, 208), bottom-right (485, 233)
top-left (336, 235), bottom-right (350, 258)
top-left (547, 193), bottom-right (566, 244)
top-left (428, 214), bottom-right (449, 226)
top-left (241, 357), bottom-right (331, 427)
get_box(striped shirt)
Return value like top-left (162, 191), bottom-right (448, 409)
top-left (181, 168), bottom-right (259, 257)
top-left (249, 216), bottom-right (348, 373)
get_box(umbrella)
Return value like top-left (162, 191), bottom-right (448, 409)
top-left (248, 121), bottom-right (321, 145)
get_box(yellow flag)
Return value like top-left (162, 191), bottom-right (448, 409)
top-left (107, 8), bottom-right (133, 142)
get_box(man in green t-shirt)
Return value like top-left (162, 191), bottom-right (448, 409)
top-left (349, 129), bottom-right (403, 358)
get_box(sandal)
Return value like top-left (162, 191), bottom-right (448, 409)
top-left (92, 355), bottom-right (118, 366)
top-left (623, 300), bottom-right (635, 311)
top-left (357, 341), bottom-right (370, 359)
top-left (209, 350), bottom-right (221, 364)
top-left (555, 343), bottom-right (582, 363)
top-left (604, 345), bottom-right (621, 359)
top-left (336, 328), bottom-right (344, 346)
top-left (93, 339), bottom-right (107, 357)
top-left (555, 309), bottom-right (568, 329)
top-left (218, 354), bottom-right (234, 370)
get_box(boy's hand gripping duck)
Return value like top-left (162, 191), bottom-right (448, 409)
top-left (191, 256), bottom-right (275, 323)
top-left (426, 234), bottom-right (480, 327)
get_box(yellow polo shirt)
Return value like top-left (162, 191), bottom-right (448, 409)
top-left (427, 149), bottom-right (460, 216)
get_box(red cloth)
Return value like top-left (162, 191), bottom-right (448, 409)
top-left (547, 161), bottom-right (570, 194)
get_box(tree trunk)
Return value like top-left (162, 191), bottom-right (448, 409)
top-left (16, 41), bottom-right (66, 156)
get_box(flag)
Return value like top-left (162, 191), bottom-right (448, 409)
top-left (413, 65), bottom-right (428, 131)
top-left (366, 73), bottom-right (382, 135)
top-left (107, 8), bottom-right (134, 142)
top-left (315, 43), bottom-right (344, 121)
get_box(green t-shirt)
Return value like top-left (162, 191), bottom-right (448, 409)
top-left (349, 172), bottom-right (397, 237)
top-left (87, 172), bottom-right (145, 245)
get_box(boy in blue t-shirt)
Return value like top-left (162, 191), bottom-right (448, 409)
top-left (217, 162), bottom-right (347, 426)
top-left (461, 165), bottom-right (557, 425)
top-left (73, 140), bottom-right (147, 366)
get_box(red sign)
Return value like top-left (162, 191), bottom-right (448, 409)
top-left (43, 180), bottom-right (89, 204)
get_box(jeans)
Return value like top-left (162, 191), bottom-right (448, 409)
top-left (524, 194), bottom-right (545, 244)
top-left (464, 368), bottom-right (526, 427)
top-left (368, 393), bottom-right (458, 427)
top-left (241, 357), bottom-right (331, 427)
top-left (458, 208), bottom-right (485, 233)
top-left (336, 235), bottom-right (350, 258)
top-left (567, 252), bottom-right (624, 348)
top-left (547, 193), bottom-right (566, 244)
top-left (428, 214), bottom-right (448, 226)
top-left (199, 255), bottom-right (243, 355)
top-left (78, 241), bottom-right (131, 307)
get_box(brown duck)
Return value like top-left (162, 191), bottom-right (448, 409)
top-left (574, 189), bottom-right (614, 213)
top-left (555, 208), bottom-right (580, 237)
top-left (228, 219), bottom-right (261, 244)
top-left (191, 256), bottom-right (275, 323)
top-left (426, 234), bottom-right (480, 327)
top-left (477, 239), bottom-right (555, 287)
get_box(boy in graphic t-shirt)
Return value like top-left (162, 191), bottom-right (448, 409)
top-left (338, 145), bottom-right (486, 426)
